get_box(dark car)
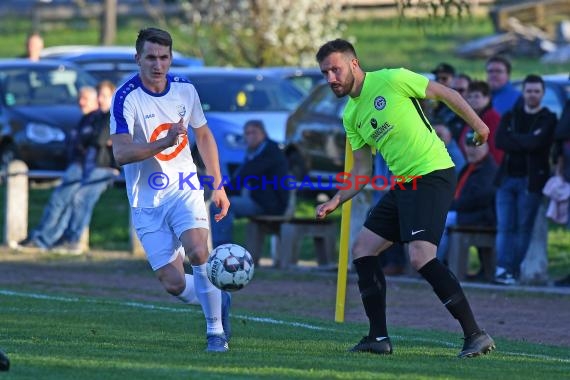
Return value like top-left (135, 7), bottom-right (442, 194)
top-left (0, 59), bottom-right (99, 170)
top-left (260, 67), bottom-right (324, 95)
top-left (284, 82), bottom-right (347, 180)
top-left (41, 45), bottom-right (204, 84)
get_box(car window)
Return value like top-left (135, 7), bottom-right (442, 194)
top-left (305, 84), bottom-right (346, 118)
top-left (0, 66), bottom-right (96, 106)
top-left (188, 75), bottom-right (303, 112)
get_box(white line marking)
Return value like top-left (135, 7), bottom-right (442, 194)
top-left (1, 289), bottom-right (569, 363)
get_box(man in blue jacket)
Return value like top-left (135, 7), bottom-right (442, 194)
top-left (210, 119), bottom-right (289, 248)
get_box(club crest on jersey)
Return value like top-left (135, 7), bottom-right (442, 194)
top-left (177, 104), bottom-right (186, 117)
top-left (374, 96), bottom-right (386, 110)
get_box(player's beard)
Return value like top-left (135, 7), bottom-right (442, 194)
top-left (331, 71), bottom-right (355, 98)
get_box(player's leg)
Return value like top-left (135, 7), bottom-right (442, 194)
top-left (349, 190), bottom-right (400, 355)
top-left (402, 168), bottom-right (495, 358)
top-left (172, 192), bottom-right (230, 351)
top-left (0, 349), bottom-right (9, 371)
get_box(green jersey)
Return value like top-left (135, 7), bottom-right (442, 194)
top-left (343, 68), bottom-right (454, 179)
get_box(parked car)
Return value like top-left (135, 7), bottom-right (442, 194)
top-left (284, 82), bottom-right (346, 180)
top-left (260, 67), bottom-right (324, 95)
top-left (169, 67), bottom-right (306, 176)
top-left (41, 45), bottom-right (203, 84)
top-left (0, 59), bottom-right (99, 170)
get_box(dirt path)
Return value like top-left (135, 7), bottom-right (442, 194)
top-left (1, 250), bottom-right (569, 348)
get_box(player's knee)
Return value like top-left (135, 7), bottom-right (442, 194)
top-left (164, 280), bottom-right (185, 296)
top-left (185, 247), bottom-right (209, 265)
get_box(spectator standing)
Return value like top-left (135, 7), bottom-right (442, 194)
top-left (551, 99), bottom-right (570, 287)
top-left (485, 55), bottom-right (521, 116)
top-left (459, 81), bottom-right (503, 165)
top-left (210, 119), bottom-right (289, 249)
top-left (494, 74), bottom-right (557, 285)
top-left (25, 32), bottom-right (44, 61)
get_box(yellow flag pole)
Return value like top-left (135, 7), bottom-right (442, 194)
top-left (335, 138), bottom-right (353, 323)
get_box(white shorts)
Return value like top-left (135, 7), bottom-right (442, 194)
top-left (131, 190), bottom-right (209, 271)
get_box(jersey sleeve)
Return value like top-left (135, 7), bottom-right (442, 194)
top-left (388, 68), bottom-right (429, 99)
top-left (110, 93), bottom-right (134, 135)
top-left (187, 85), bottom-right (208, 129)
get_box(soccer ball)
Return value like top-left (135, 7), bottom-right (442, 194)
top-left (207, 244), bottom-right (255, 291)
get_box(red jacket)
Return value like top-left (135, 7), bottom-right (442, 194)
top-left (459, 106), bottom-right (503, 165)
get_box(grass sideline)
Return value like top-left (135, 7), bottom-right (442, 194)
top-left (0, 287), bottom-right (569, 380)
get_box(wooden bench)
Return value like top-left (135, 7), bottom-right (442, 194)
top-left (447, 225), bottom-right (497, 282)
top-left (245, 191), bottom-right (337, 269)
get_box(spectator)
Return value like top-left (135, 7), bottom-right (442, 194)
top-left (494, 74), bottom-right (557, 285)
top-left (437, 131), bottom-right (498, 280)
top-left (485, 55), bottom-right (521, 116)
top-left (429, 63), bottom-right (461, 135)
top-left (210, 119), bottom-right (289, 248)
top-left (452, 73), bottom-right (472, 100)
top-left (552, 99), bottom-right (570, 287)
top-left (25, 32), bottom-right (44, 61)
top-left (459, 81), bottom-right (503, 165)
top-left (16, 83), bottom-right (119, 255)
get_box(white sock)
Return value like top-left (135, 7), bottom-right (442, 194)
top-left (192, 264), bottom-right (223, 336)
top-left (175, 274), bottom-right (199, 305)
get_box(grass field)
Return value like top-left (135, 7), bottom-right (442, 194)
top-left (1, 285), bottom-right (569, 380)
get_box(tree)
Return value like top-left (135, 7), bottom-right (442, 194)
top-left (396, 0), bottom-right (472, 21)
top-left (181, 0), bottom-right (345, 67)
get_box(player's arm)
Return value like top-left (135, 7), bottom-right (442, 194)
top-left (193, 124), bottom-right (230, 220)
top-left (425, 81), bottom-right (490, 145)
top-left (316, 145), bottom-right (372, 219)
top-left (111, 118), bottom-right (186, 166)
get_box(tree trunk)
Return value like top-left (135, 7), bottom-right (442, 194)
top-left (100, 0), bottom-right (117, 46)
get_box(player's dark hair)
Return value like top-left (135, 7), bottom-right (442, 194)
top-left (522, 74), bottom-right (545, 91)
top-left (316, 39), bottom-right (357, 63)
top-left (136, 27), bottom-right (173, 56)
top-left (486, 55), bottom-right (512, 74)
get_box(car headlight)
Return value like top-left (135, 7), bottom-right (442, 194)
top-left (224, 132), bottom-right (244, 148)
top-left (26, 122), bottom-right (66, 144)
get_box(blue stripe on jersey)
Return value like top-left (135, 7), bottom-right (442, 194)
top-left (112, 73), bottom-right (141, 134)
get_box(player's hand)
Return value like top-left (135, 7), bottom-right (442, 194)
top-left (473, 125), bottom-right (489, 146)
top-left (167, 118), bottom-right (187, 146)
top-left (211, 187), bottom-right (230, 222)
top-left (316, 196), bottom-right (340, 220)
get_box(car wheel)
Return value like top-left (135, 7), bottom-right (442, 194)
top-left (287, 150), bottom-right (307, 180)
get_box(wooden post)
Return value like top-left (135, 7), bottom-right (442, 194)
top-left (4, 160), bottom-right (28, 248)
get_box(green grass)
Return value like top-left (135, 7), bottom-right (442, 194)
top-left (1, 287), bottom-right (569, 379)
top-left (0, 15), bottom-right (566, 78)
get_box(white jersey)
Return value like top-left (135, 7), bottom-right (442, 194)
top-left (110, 73), bottom-right (207, 207)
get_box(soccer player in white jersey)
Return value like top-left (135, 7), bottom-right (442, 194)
top-left (110, 28), bottom-right (232, 352)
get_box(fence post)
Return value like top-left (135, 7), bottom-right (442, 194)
top-left (4, 160), bottom-right (29, 248)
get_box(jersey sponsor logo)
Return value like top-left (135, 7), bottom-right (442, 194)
top-left (176, 104), bottom-right (186, 117)
top-left (150, 122), bottom-right (188, 161)
top-left (374, 96), bottom-right (386, 110)
top-left (145, 113), bottom-right (156, 119)
top-left (370, 118), bottom-right (378, 129)
top-left (371, 121), bottom-right (394, 142)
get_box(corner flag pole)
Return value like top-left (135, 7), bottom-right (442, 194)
top-left (335, 138), bottom-right (353, 323)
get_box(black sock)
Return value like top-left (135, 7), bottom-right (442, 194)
top-left (353, 256), bottom-right (388, 338)
top-left (418, 258), bottom-right (480, 337)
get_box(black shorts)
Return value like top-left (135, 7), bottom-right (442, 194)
top-left (363, 167), bottom-right (456, 246)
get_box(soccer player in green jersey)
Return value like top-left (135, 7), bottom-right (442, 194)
top-left (315, 39), bottom-right (495, 358)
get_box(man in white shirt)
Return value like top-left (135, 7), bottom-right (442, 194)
top-left (110, 27), bottom-right (232, 352)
